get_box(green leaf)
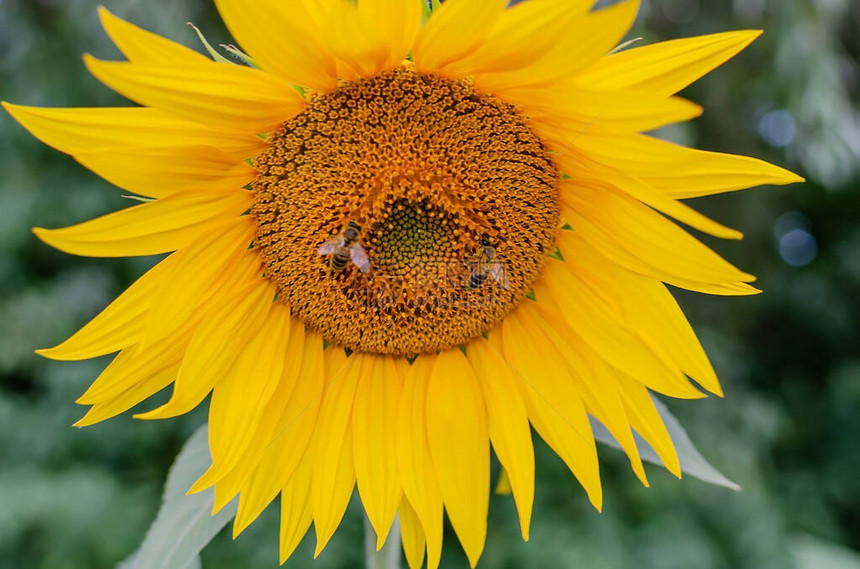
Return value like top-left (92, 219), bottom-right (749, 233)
top-left (116, 425), bottom-right (237, 569)
top-left (591, 396), bottom-right (741, 490)
top-left (790, 534), bottom-right (860, 569)
top-left (119, 555), bottom-right (201, 569)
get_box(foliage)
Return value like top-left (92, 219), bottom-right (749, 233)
top-left (119, 425), bottom-right (234, 569)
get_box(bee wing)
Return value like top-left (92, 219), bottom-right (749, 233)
top-left (318, 238), bottom-right (342, 255)
top-left (491, 262), bottom-right (509, 289)
top-left (351, 244), bottom-right (371, 273)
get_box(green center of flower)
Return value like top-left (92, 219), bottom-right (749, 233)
top-left (252, 65), bottom-right (559, 355)
top-left (371, 198), bottom-right (457, 276)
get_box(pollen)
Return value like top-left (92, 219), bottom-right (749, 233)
top-left (253, 66), bottom-right (559, 355)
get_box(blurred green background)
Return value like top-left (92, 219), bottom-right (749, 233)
top-left (1, 0), bottom-right (858, 568)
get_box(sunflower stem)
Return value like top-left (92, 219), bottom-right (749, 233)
top-left (364, 515), bottom-right (401, 569)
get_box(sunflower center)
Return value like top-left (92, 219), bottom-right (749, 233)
top-left (371, 198), bottom-right (456, 276)
top-left (253, 66), bottom-right (559, 355)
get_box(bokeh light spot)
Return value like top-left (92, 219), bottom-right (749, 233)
top-left (775, 211), bottom-right (817, 267)
top-left (758, 109), bottom-right (798, 147)
top-left (779, 229), bottom-right (818, 267)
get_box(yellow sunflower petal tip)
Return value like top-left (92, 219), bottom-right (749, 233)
top-left (133, 407), bottom-right (166, 421)
top-left (72, 409), bottom-right (99, 428)
top-left (96, 6), bottom-right (130, 48)
top-left (494, 470), bottom-right (513, 496)
top-left (35, 344), bottom-right (80, 361)
top-left (313, 542), bottom-right (326, 559)
top-left (186, 477), bottom-right (210, 496)
top-left (31, 226), bottom-right (50, 242)
top-left (782, 171), bottom-right (806, 185)
top-left (4, 104), bottom-right (62, 145)
top-left (719, 29), bottom-right (763, 45)
top-left (232, 515), bottom-right (253, 539)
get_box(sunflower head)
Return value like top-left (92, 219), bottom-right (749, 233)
top-left (3, 0), bottom-right (802, 567)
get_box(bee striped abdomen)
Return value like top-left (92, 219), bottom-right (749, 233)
top-left (466, 270), bottom-right (490, 290)
top-left (331, 251), bottom-right (350, 271)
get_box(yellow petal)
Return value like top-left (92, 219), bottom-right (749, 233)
top-left (536, 258), bottom-right (704, 399)
top-left (397, 356), bottom-right (444, 569)
top-left (573, 132), bottom-right (804, 198)
top-left (498, 313), bottom-right (603, 509)
top-left (353, 356), bottom-right (403, 549)
top-left (208, 327), bottom-right (323, 512)
top-left (521, 304), bottom-right (648, 485)
top-left (359, 0), bottom-right (422, 70)
top-left (558, 152), bottom-right (743, 240)
top-left (559, 182), bottom-right (760, 296)
top-left (72, 144), bottom-right (254, 199)
top-left (0, 104), bottom-right (266, 160)
top-left (312, 353), bottom-right (364, 555)
top-left (413, 0), bottom-right (507, 74)
top-left (468, 339), bottom-right (535, 540)
top-left (203, 317), bottom-right (303, 492)
top-left (577, 30), bottom-right (762, 97)
top-left (84, 55), bottom-right (306, 135)
top-left (139, 218), bottom-right (257, 350)
top-left (523, 87), bottom-right (702, 136)
top-left (494, 468), bottom-right (513, 496)
top-left (474, 0), bottom-right (640, 93)
top-left (74, 317), bottom-right (201, 424)
top-left (233, 342), bottom-right (322, 538)
top-left (643, 162), bottom-right (804, 199)
top-left (278, 446), bottom-right (315, 564)
top-left (618, 278), bottom-right (722, 396)
top-left (425, 349), bottom-right (489, 568)
top-left (37, 255), bottom-right (176, 361)
top-left (97, 7), bottom-right (208, 64)
top-left (314, 430), bottom-right (355, 558)
top-left (74, 364), bottom-right (179, 427)
top-left (559, 239), bottom-right (722, 395)
top-left (214, 0), bottom-right (338, 90)
top-left (136, 278), bottom-right (273, 420)
top-left (616, 373), bottom-right (681, 477)
top-left (206, 304), bottom-right (292, 493)
top-left (325, 1), bottom-right (390, 80)
top-left (34, 190), bottom-right (252, 257)
top-left (398, 497), bottom-right (427, 569)
top-left (442, 0), bottom-right (592, 77)
top-left (74, 304), bottom-right (203, 407)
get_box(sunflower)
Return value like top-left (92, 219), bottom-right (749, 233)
top-left (4, 0), bottom-right (802, 567)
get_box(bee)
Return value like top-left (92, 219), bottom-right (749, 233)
top-left (318, 220), bottom-right (371, 274)
top-left (465, 236), bottom-right (509, 290)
